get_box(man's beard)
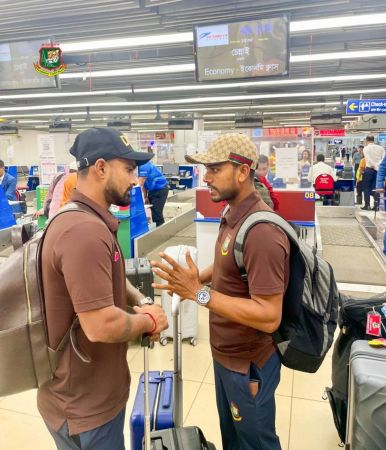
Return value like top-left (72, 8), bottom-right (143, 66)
top-left (209, 176), bottom-right (238, 203)
top-left (105, 181), bottom-right (131, 207)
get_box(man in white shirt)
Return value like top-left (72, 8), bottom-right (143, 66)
top-left (307, 154), bottom-right (337, 185)
top-left (361, 135), bottom-right (385, 210)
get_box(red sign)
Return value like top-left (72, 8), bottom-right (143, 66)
top-left (314, 129), bottom-right (345, 137)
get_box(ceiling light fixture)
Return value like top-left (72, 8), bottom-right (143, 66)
top-left (291, 49), bottom-right (386, 62)
top-left (290, 12), bottom-right (386, 32)
top-left (61, 32), bottom-right (193, 53)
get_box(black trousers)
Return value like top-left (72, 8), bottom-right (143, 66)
top-left (362, 167), bottom-right (377, 207)
top-left (148, 185), bottom-right (169, 227)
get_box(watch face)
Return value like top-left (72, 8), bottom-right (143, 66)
top-left (197, 289), bottom-right (210, 305)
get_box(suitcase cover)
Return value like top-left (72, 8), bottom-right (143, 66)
top-left (346, 340), bottom-right (386, 450)
top-left (130, 370), bottom-right (174, 450)
top-left (160, 246), bottom-right (198, 343)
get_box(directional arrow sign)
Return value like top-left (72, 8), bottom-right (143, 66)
top-left (346, 99), bottom-right (386, 114)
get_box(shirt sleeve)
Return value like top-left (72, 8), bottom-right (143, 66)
top-left (61, 173), bottom-right (77, 207)
top-left (5, 175), bottom-right (17, 200)
top-left (376, 154), bottom-right (386, 188)
top-left (242, 223), bottom-right (289, 296)
top-left (55, 221), bottom-right (115, 313)
top-left (259, 176), bottom-right (279, 210)
top-left (138, 163), bottom-right (149, 178)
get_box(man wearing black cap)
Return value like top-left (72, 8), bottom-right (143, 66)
top-left (38, 128), bottom-right (168, 450)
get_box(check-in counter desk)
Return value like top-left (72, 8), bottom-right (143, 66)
top-left (195, 187), bottom-right (316, 270)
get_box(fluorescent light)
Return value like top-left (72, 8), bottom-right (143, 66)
top-left (277, 117), bottom-right (310, 121)
top-left (292, 49), bottom-right (386, 63)
top-left (1, 104), bottom-right (336, 119)
top-left (60, 63), bottom-right (195, 79)
top-left (291, 13), bottom-right (386, 32)
top-left (61, 32), bottom-right (193, 53)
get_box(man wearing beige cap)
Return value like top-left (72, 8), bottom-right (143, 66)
top-left (152, 133), bottom-right (290, 450)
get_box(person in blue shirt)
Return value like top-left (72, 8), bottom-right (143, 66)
top-left (0, 160), bottom-right (17, 201)
top-left (138, 161), bottom-right (169, 227)
top-left (375, 153), bottom-right (386, 254)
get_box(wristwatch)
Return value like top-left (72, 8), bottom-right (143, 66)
top-left (195, 285), bottom-right (211, 306)
top-left (139, 297), bottom-right (154, 306)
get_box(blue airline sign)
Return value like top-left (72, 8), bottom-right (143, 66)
top-left (346, 99), bottom-right (386, 114)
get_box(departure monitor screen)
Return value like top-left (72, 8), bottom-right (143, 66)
top-left (194, 16), bottom-right (289, 82)
top-left (0, 40), bottom-right (57, 90)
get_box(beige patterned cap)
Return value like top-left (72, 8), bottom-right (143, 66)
top-left (185, 133), bottom-right (257, 170)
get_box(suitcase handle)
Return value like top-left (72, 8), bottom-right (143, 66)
top-left (161, 374), bottom-right (173, 408)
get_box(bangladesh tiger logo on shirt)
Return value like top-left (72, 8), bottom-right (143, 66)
top-left (230, 401), bottom-right (242, 422)
top-left (221, 233), bottom-right (232, 256)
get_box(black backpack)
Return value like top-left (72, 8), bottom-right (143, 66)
top-left (232, 209), bottom-right (339, 373)
top-left (325, 292), bottom-right (386, 442)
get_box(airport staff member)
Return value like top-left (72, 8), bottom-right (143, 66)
top-left (307, 154), bottom-right (337, 185)
top-left (38, 127), bottom-right (168, 450)
top-left (138, 161), bottom-right (169, 227)
top-left (0, 160), bottom-right (17, 201)
top-left (152, 134), bottom-right (290, 450)
top-left (361, 135), bottom-right (385, 210)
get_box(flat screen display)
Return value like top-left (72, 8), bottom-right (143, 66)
top-left (194, 15), bottom-right (289, 82)
top-left (0, 40), bottom-right (57, 90)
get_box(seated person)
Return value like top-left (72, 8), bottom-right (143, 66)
top-left (308, 154), bottom-right (337, 185)
top-left (0, 160), bottom-right (17, 201)
top-left (256, 155), bottom-right (279, 210)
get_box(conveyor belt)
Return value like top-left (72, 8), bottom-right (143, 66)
top-left (318, 216), bottom-right (386, 286)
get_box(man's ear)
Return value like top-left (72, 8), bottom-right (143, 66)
top-left (94, 159), bottom-right (108, 178)
top-left (238, 164), bottom-right (252, 183)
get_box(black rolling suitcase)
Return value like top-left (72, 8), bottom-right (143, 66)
top-left (141, 294), bottom-right (216, 450)
top-left (346, 340), bottom-right (386, 449)
top-left (125, 257), bottom-right (154, 298)
top-left (325, 292), bottom-right (386, 443)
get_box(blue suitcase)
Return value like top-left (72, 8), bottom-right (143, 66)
top-left (130, 370), bottom-right (174, 450)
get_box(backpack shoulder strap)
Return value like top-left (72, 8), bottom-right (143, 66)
top-left (234, 210), bottom-right (300, 282)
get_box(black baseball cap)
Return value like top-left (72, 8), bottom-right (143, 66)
top-left (70, 127), bottom-right (154, 170)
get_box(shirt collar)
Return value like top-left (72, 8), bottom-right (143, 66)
top-left (71, 190), bottom-right (119, 233)
top-left (222, 190), bottom-right (263, 229)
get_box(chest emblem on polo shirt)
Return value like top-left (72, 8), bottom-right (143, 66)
top-left (230, 401), bottom-right (242, 422)
top-left (114, 250), bottom-right (120, 262)
top-left (221, 233), bottom-right (232, 256)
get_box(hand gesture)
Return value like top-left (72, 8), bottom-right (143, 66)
top-left (151, 250), bottom-right (202, 301)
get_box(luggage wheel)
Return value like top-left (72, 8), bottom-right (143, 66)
top-left (160, 337), bottom-right (168, 346)
top-left (190, 338), bottom-right (197, 346)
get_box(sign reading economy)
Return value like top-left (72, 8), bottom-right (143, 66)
top-left (346, 99), bottom-right (386, 114)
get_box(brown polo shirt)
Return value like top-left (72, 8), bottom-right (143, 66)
top-left (210, 191), bottom-right (290, 374)
top-left (37, 191), bottom-right (130, 435)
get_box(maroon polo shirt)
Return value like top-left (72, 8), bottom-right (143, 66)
top-left (210, 190), bottom-right (290, 373)
top-left (37, 191), bottom-right (130, 435)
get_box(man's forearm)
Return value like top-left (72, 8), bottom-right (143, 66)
top-left (126, 279), bottom-right (146, 306)
top-left (79, 305), bottom-right (153, 343)
top-left (205, 290), bottom-right (282, 334)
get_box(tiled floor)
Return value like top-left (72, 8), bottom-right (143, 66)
top-left (0, 306), bottom-right (344, 450)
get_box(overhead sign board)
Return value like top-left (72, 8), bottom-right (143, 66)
top-left (378, 133), bottom-right (386, 142)
top-left (314, 129), bottom-right (345, 137)
top-left (346, 99), bottom-right (386, 114)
